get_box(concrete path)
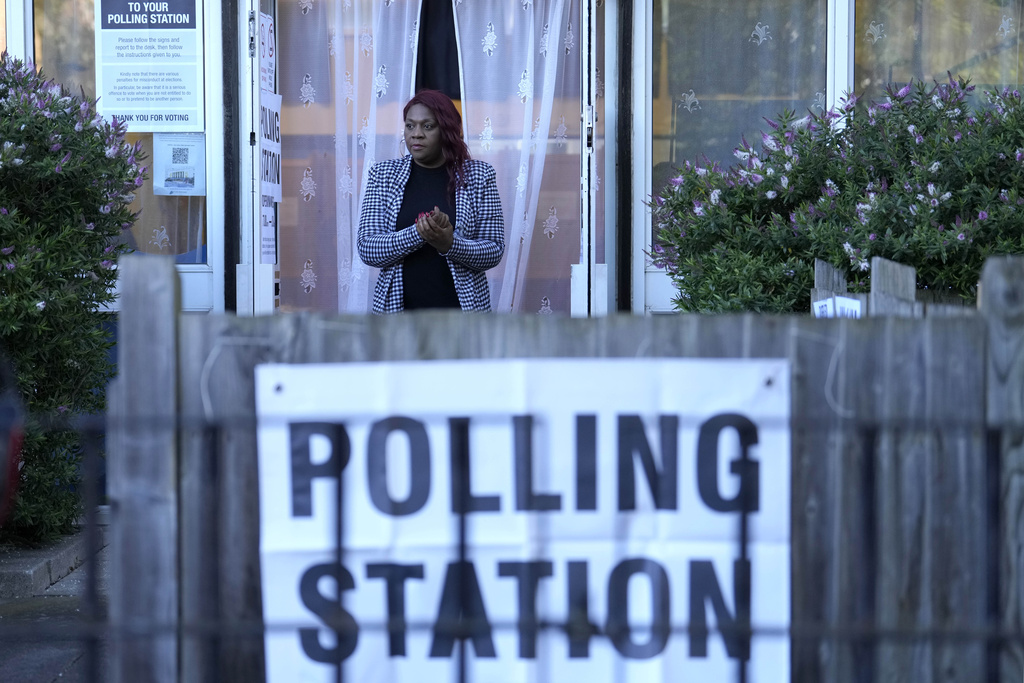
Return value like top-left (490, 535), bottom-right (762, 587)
top-left (0, 530), bottom-right (109, 683)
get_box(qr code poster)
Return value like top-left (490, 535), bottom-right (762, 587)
top-left (153, 132), bottom-right (207, 196)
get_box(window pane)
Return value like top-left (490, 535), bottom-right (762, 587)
top-left (33, 0), bottom-right (207, 263)
top-left (652, 0), bottom-right (827, 193)
top-left (855, 0), bottom-right (1022, 100)
top-left (1, 1), bottom-right (7, 55)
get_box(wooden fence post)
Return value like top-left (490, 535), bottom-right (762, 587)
top-left (107, 255), bottom-right (180, 683)
top-left (980, 256), bottom-right (1024, 682)
top-left (869, 257), bottom-right (920, 317)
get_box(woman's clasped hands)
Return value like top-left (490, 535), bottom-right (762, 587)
top-left (415, 206), bottom-right (454, 254)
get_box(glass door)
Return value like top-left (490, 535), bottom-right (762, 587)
top-left (250, 0), bottom-right (598, 316)
top-left (19, 0), bottom-right (225, 313)
top-left (635, 0), bottom-right (830, 313)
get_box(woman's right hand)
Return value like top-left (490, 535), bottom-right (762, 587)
top-left (415, 207), bottom-right (454, 254)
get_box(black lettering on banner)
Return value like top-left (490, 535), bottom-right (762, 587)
top-left (617, 416), bottom-right (678, 510)
top-left (260, 104), bottom-right (281, 143)
top-left (298, 563), bottom-right (359, 663)
top-left (688, 559), bottom-right (751, 660)
top-left (449, 417), bottom-right (500, 513)
top-left (290, 422), bottom-right (349, 517)
top-left (575, 415), bottom-right (597, 510)
top-left (696, 414), bottom-right (760, 513)
top-left (513, 415), bottom-right (561, 511)
top-left (429, 561), bottom-right (496, 658)
top-left (497, 560), bottom-right (554, 658)
top-left (366, 417), bottom-right (431, 516)
top-left (567, 560), bottom-right (600, 658)
top-left (606, 558), bottom-right (671, 659)
top-left (365, 563), bottom-right (425, 656)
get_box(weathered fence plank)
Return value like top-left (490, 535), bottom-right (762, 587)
top-left (869, 257), bottom-right (919, 317)
top-left (980, 257), bottom-right (1024, 682)
top-left (108, 255), bottom-right (179, 683)
top-left (179, 314), bottom-right (298, 683)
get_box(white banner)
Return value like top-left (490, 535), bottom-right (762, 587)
top-left (260, 92), bottom-right (282, 203)
top-left (256, 358), bottom-right (791, 683)
top-left (94, 0), bottom-right (205, 132)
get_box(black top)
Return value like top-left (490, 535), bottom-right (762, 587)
top-left (399, 162), bottom-right (460, 310)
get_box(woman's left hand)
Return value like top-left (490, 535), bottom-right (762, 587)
top-left (416, 206), bottom-right (454, 253)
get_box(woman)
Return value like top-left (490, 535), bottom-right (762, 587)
top-left (357, 90), bottom-right (505, 313)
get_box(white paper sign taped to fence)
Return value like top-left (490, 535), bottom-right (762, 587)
top-left (255, 358), bottom-right (791, 683)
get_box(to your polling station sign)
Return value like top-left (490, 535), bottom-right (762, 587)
top-left (256, 358), bottom-right (791, 683)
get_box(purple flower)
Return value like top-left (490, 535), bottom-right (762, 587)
top-left (57, 405), bottom-right (68, 414)
top-left (896, 83), bottom-right (913, 98)
top-left (669, 176), bottom-right (684, 186)
top-left (0, 208), bottom-right (7, 215)
top-left (4, 262), bottom-right (14, 271)
top-left (953, 131), bottom-right (962, 142)
top-left (957, 233), bottom-right (965, 240)
top-left (869, 233), bottom-right (876, 240)
top-left (0, 247), bottom-right (12, 255)
top-left (978, 210), bottom-right (988, 221)
top-left (49, 143), bottom-right (61, 152)
top-left (100, 260), bottom-right (113, 269)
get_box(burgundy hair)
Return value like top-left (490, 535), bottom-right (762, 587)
top-left (403, 89), bottom-right (471, 195)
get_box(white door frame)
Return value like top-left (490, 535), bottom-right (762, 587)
top-left (235, 0), bottom-right (276, 316)
top-left (573, 0), bottom-right (607, 317)
top-left (632, 0), bottom-right (855, 314)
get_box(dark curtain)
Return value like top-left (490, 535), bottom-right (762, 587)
top-left (416, 0), bottom-right (461, 98)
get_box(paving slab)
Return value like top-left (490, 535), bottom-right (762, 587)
top-left (0, 527), bottom-right (107, 600)
top-left (0, 594), bottom-right (107, 683)
top-left (0, 525), bottom-right (110, 682)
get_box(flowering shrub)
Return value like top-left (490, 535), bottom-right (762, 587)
top-left (0, 53), bottom-right (145, 543)
top-left (651, 75), bottom-right (1024, 313)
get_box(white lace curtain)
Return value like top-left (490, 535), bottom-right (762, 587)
top-left (277, 0), bottom-right (581, 314)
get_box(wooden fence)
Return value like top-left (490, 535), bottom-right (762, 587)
top-left (811, 256), bottom-right (976, 317)
top-left (108, 254), bottom-right (1024, 683)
